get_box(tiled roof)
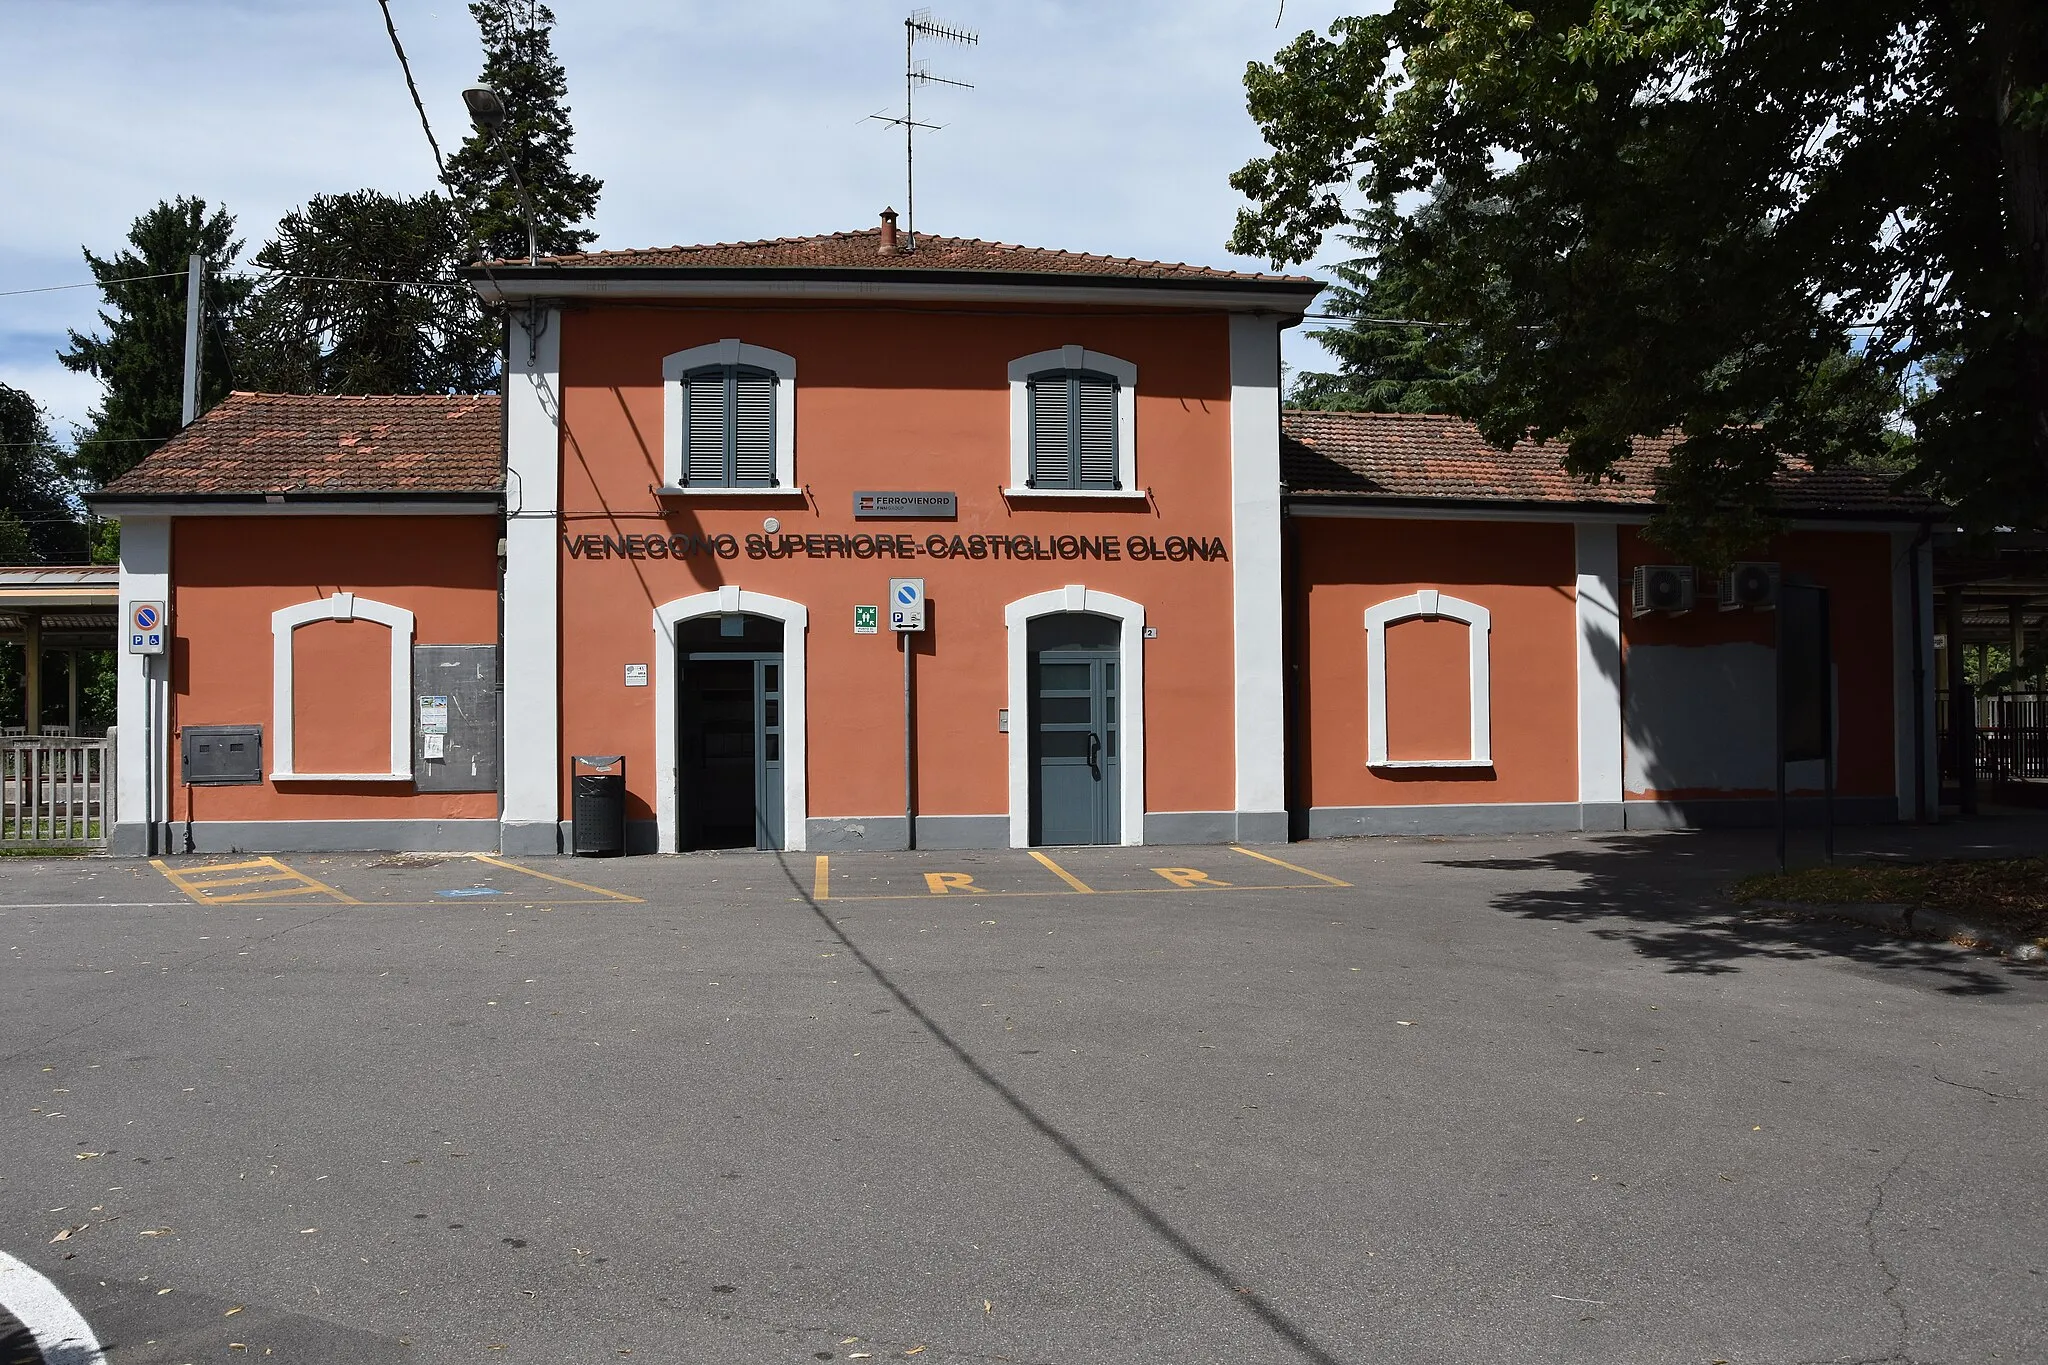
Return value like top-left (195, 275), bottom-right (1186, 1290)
top-left (488, 228), bottom-right (1320, 288)
top-left (96, 393), bottom-right (502, 499)
top-left (1281, 410), bottom-right (1943, 518)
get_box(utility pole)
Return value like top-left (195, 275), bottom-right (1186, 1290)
top-left (180, 253), bottom-right (203, 426)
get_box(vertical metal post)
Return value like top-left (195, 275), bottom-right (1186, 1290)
top-left (180, 252), bottom-right (203, 426)
top-left (903, 630), bottom-right (916, 850)
top-left (1775, 595), bottom-right (1787, 872)
top-left (1946, 586), bottom-right (1975, 814)
top-left (904, 17), bottom-right (915, 247)
top-left (22, 612), bottom-right (40, 736)
top-left (1821, 589), bottom-right (1834, 865)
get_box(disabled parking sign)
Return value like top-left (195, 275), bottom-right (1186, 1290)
top-left (128, 600), bottom-right (167, 654)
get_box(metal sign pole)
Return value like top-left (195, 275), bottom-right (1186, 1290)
top-left (903, 631), bottom-right (915, 851)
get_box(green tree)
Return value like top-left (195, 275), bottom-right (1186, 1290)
top-left (1290, 225), bottom-right (1480, 413)
top-left (442, 0), bottom-right (603, 262)
top-left (0, 382), bottom-right (87, 563)
top-left (58, 197), bottom-right (252, 488)
top-left (1230, 2), bottom-right (2048, 564)
top-left (238, 190), bottom-right (498, 395)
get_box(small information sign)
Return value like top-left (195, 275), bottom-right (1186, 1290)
top-left (418, 696), bottom-right (450, 733)
top-left (854, 605), bottom-right (879, 635)
top-left (624, 663), bottom-right (649, 687)
top-left (889, 578), bottom-right (926, 632)
top-left (127, 600), bottom-right (167, 654)
top-left (422, 732), bottom-right (446, 759)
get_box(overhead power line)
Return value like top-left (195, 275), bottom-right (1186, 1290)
top-left (378, 0), bottom-right (447, 178)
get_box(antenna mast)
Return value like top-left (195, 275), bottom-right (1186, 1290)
top-left (867, 9), bottom-right (976, 251)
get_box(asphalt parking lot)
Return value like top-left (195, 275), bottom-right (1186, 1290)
top-left (2, 828), bottom-right (2044, 1364)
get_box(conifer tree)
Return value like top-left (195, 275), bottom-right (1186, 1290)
top-left (0, 383), bottom-right (87, 563)
top-left (58, 198), bottom-right (251, 487)
top-left (442, 0), bottom-right (603, 262)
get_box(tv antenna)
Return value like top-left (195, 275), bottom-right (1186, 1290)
top-left (866, 9), bottom-right (977, 251)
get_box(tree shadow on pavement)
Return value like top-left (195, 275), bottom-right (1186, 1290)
top-left (1432, 831), bottom-right (2045, 997)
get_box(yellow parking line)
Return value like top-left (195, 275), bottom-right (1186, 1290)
top-left (823, 883), bottom-right (1336, 903)
top-left (164, 858), bottom-right (272, 875)
top-left (200, 885), bottom-right (333, 903)
top-left (1029, 851), bottom-right (1094, 892)
top-left (813, 855), bottom-right (830, 900)
top-left (1230, 846), bottom-right (1351, 887)
top-left (468, 853), bottom-right (643, 902)
top-left (175, 873), bottom-right (306, 891)
top-left (152, 855), bottom-right (360, 906)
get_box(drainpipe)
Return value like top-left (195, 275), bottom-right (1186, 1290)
top-left (1281, 504), bottom-right (1303, 840)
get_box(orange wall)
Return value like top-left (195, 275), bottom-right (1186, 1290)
top-left (553, 303), bottom-right (1242, 822)
top-left (170, 517), bottom-right (500, 821)
top-left (1297, 518), bottom-right (1579, 808)
top-left (1619, 527), bottom-right (1896, 799)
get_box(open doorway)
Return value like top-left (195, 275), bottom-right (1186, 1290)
top-left (676, 613), bottom-right (784, 850)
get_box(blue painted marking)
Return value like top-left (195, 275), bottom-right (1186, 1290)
top-left (435, 887), bottom-right (505, 898)
top-left (895, 584), bottom-right (917, 604)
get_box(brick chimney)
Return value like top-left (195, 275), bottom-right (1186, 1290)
top-left (878, 207), bottom-right (900, 256)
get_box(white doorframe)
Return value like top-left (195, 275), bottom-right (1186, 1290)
top-left (1005, 586), bottom-right (1146, 847)
top-left (654, 587), bottom-right (809, 852)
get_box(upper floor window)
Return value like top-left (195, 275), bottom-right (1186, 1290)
top-left (1007, 346), bottom-right (1139, 497)
top-left (661, 340), bottom-right (796, 491)
top-left (1028, 370), bottom-right (1120, 490)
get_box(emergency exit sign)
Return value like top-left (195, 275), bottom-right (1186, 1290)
top-left (854, 605), bottom-right (878, 634)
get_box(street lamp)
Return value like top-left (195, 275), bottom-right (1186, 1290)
top-left (462, 86), bottom-right (539, 264)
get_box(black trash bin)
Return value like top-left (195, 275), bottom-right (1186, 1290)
top-left (571, 755), bottom-right (626, 856)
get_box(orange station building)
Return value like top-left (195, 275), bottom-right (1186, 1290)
top-left (91, 220), bottom-right (1940, 856)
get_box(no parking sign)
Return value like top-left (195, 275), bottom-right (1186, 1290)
top-left (889, 578), bottom-right (925, 632)
top-left (128, 600), bottom-right (167, 654)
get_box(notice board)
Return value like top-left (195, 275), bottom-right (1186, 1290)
top-left (413, 644), bottom-right (499, 792)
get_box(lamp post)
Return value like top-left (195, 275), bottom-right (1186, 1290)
top-left (462, 86), bottom-right (539, 264)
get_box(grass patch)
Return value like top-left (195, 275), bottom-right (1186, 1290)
top-left (0, 844), bottom-right (97, 857)
top-left (1733, 859), bottom-right (2048, 944)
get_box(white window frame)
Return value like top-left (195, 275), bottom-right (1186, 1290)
top-left (271, 591), bottom-right (415, 782)
top-left (1006, 346), bottom-right (1141, 499)
top-left (660, 339), bottom-right (796, 492)
top-left (1364, 589), bottom-right (1492, 769)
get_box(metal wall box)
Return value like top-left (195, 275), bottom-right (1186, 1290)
top-left (182, 725), bottom-right (263, 785)
top-left (413, 644), bottom-right (499, 792)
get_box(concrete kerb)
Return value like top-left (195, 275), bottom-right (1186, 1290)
top-left (1748, 899), bottom-right (2048, 963)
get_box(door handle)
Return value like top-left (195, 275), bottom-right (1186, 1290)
top-left (1087, 731), bottom-right (1102, 779)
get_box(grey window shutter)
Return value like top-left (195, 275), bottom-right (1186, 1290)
top-left (685, 369), bottom-right (729, 485)
top-left (1029, 375), bottom-right (1072, 487)
top-left (732, 371), bottom-right (776, 485)
top-left (1076, 375), bottom-right (1118, 488)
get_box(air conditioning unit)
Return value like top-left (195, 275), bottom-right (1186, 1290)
top-left (1718, 561), bottom-right (1780, 611)
top-left (1631, 564), bottom-right (1696, 617)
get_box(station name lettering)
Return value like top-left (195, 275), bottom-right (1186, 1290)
top-left (562, 532), bottom-right (1229, 564)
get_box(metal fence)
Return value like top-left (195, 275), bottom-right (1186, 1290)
top-left (1937, 690), bottom-right (2048, 784)
top-left (0, 737), bottom-right (113, 847)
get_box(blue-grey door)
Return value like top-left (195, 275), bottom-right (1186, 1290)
top-left (677, 615), bottom-right (785, 851)
top-left (1029, 614), bottom-right (1120, 846)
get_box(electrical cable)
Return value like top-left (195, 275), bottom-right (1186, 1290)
top-left (377, 0), bottom-right (446, 177)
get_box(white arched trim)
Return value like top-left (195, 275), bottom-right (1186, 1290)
top-left (660, 339), bottom-right (797, 490)
top-left (1005, 345), bottom-right (1142, 498)
top-left (1365, 589), bottom-right (1492, 769)
top-left (271, 592), bottom-right (415, 781)
top-left (653, 587), bottom-right (809, 852)
top-left (1005, 586), bottom-right (1146, 847)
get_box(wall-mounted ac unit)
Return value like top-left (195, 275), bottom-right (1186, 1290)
top-left (1631, 564), bottom-right (1695, 617)
top-left (1718, 561), bottom-right (1780, 611)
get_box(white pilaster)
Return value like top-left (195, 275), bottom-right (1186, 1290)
top-left (115, 516), bottom-right (170, 853)
top-left (1229, 314), bottom-right (1287, 835)
top-left (1574, 523), bottom-right (1624, 821)
top-left (501, 305), bottom-right (563, 852)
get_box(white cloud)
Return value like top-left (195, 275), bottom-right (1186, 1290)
top-left (0, 0), bottom-right (1369, 427)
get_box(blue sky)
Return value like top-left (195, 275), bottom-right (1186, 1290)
top-left (0, 0), bottom-right (1367, 438)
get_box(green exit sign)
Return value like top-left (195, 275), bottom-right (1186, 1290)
top-left (854, 604), bottom-right (879, 634)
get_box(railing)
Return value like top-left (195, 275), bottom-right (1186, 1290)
top-left (1937, 690), bottom-right (2048, 784)
top-left (0, 737), bottom-right (113, 847)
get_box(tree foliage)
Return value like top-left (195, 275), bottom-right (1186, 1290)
top-left (58, 197), bottom-right (251, 489)
top-left (238, 190), bottom-right (498, 395)
top-left (1231, 1), bottom-right (2048, 562)
top-left (442, 0), bottom-right (603, 262)
top-left (1289, 219), bottom-right (1481, 413)
top-left (0, 383), bottom-right (86, 563)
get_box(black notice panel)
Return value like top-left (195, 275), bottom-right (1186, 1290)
top-left (182, 725), bottom-right (263, 786)
top-left (1778, 583), bottom-right (1833, 763)
top-left (413, 645), bottom-right (499, 793)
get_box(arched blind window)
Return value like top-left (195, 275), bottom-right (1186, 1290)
top-left (682, 365), bottom-right (778, 487)
top-left (1027, 370), bottom-right (1120, 490)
